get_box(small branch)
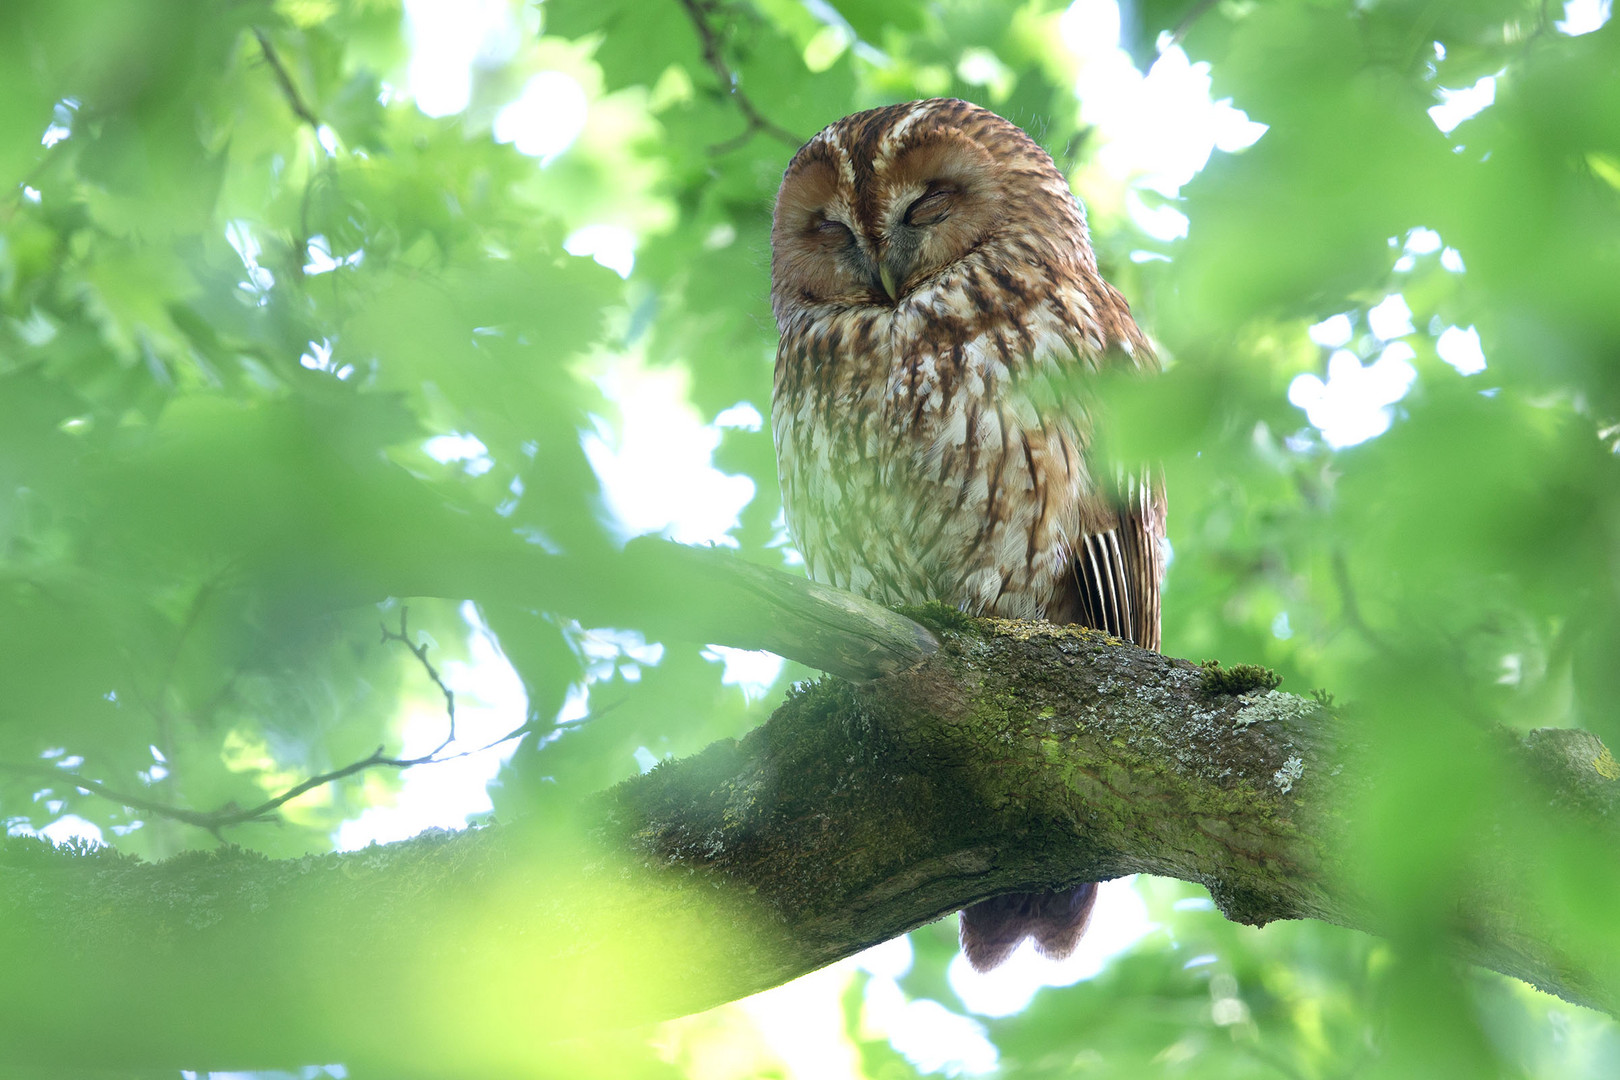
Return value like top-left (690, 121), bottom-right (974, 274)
top-left (380, 607), bottom-right (457, 755)
top-left (0, 126), bottom-right (70, 226)
top-left (675, 0), bottom-right (803, 153)
top-left (1, 599), bottom-right (583, 837)
top-left (193, 747), bottom-right (401, 828)
top-left (1, 698), bottom-right (566, 841)
top-left (253, 27), bottom-right (321, 130)
top-left (1, 612), bottom-right (471, 837)
top-left (0, 762), bottom-right (242, 834)
top-left (1168, 0), bottom-right (1221, 48)
top-left (1, 748), bottom-right (402, 838)
top-left (1330, 548), bottom-right (1392, 653)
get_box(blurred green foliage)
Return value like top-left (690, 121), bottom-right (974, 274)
top-left (2, 0), bottom-right (1619, 1075)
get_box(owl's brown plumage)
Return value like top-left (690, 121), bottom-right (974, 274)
top-left (769, 99), bottom-right (1165, 971)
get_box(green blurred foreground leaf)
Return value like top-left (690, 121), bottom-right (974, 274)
top-left (2, 0), bottom-right (1620, 1075)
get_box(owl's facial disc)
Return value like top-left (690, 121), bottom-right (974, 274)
top-left (771, 109), bottom-right (1034, 311)
top-left (869, 135), bottom-right (999, 300)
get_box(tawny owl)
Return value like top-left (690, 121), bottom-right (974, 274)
top-left (769, 98), bottom-right (1165, 971)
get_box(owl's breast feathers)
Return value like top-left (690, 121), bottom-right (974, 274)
top-left (773, 268), bottom-right (1161, 642)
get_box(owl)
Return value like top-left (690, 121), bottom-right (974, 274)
top-left (769, 98), bottom-right (1165, 971)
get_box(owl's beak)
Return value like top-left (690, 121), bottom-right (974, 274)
top-left (878, 264), bottom-right (899, 302)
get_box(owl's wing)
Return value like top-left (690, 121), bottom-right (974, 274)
top-left (1051, 474), bottom-right (1164, 650)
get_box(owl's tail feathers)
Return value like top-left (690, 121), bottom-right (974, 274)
top-left (958, 882), bottom-right (1099, 972)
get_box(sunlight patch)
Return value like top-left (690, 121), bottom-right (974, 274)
top-left (12, 814), bottom-right (106, 846)
top-left (701, 645), bottom-right (785, 701)
top-left (737, 963), bottom-right (867, 1080)
top-left (1393, 226), bottom-right (1441, 272)
top-left (1367, 293), bottom-right (1414, 340)
top-left (225, 220), bottom-right (275, 301)
top-left (866, 985), bottom-right (999, 1076)
top-left (305, 235), bottom-right (365, 275)
top-left (583, 356), bottom-right (756, 546)
top-left (1437, 325), bottom-right (1487, 375)
top-left (565, 224), bottom-right (637, 279)
top-left (1063, 2), bottom-right (1268, 202)
top-left (41, 98), bottom-right (76, 147)
top-left (495, 72), bottom-right (588, 164)
top-left (1126, 189), bottom-right (1189, 241)
top-left (957, 48), bottom-right (1016, 101)
top-left (857, 935), bottom-right (915, 980)
top-left (1429, 75), bottom-right (1496, 135)
top-left (1557, 0), bottom-right (1612, 34)
top-left (713, 401), bottom-right (764, 431)
top-left (1308, 313), bottom-right (1353, 348)
top-left (404, 0), bottom-right (518, 117)
top-left (1060, 0), bottom-right (1121, 57)
top-left (1289, 345), bottom-right (1418, 449)
top-left (424, 432), bottom-right (494, 476)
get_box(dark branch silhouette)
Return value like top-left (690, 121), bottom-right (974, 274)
top-left (676, 0), bottom-right (804, 153)
top-left (0, 609), bottom-right (501, 838)
top-left (253, 28), bottom-right (322, 130)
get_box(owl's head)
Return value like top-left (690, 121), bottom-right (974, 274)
top-left (770, 98), bottom-right (1093, 317)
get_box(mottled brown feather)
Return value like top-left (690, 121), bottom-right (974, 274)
top-left (770, 98), bottom-right (1166, 971)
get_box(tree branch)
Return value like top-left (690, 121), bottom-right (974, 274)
top-left (253, 28), bottom-right (321, 130)
top-left (0, 609), bottom-right (477, 837)
top-left (2, 601), bottom-right (1617, 1073)
top-left (379, 606), bottom-right (458, 752)
top-left (675, 0), bottom-right (803, 153)
top-left (1169, 0), bottom-right (1222, 47)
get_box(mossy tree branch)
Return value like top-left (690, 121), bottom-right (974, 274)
top-left (3, 550), bottom-right (1618, 1074)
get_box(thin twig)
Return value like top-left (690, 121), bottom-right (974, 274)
top-left (1, 762), bottom-right (238, 833)
top-left (0, 132), bottom-right (68, 226)
top-left (253, 27), bottom-right (322, 130)
top-left (1330, 549), bottom-right (1393, 654)
top-left (5, 701), bottom-right (563, 839)
top-left (380, 607), bottom-right (457, 755)
top-left (0, 750), bottom-right (401, 841)
top-left (149, 575), bottom-right (227, 785)
top-left (675, 0), bottom-right (803, 153)
top-left (1168, 0), bottom-right (1221, 48)
top-left (4, 746), bottom-right (419, 840)
top-left (0, 605), bottom-right (595, 837)
top-left (5, 740), bottom-right (494, 841)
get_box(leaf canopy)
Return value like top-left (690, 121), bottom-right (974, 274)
top-left (2, 0), bottom-right (1619, 1075)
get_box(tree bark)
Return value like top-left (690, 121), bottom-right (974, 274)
top-left (2, 546), bottom-right (1618, 1074)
